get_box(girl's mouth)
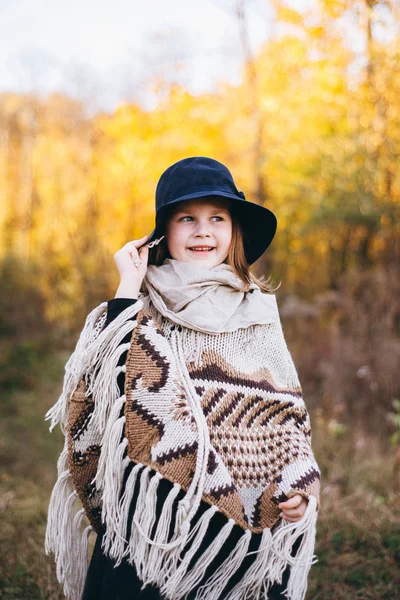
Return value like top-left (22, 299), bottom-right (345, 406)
top-left (188, 246), bottom-right (215, 253)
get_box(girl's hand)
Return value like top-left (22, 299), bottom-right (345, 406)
top-left (278, 494), bottom-right (308, 522)
top-left (114, 235), bottom-right (150, 288)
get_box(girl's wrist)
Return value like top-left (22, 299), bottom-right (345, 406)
top-left (114, 277), bottom-right (142, 299)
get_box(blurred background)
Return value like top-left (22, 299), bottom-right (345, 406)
top-left (0, 0), bottom-right (399, 598)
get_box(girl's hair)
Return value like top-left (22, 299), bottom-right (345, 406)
top-left (147, 198), bottom-right (280, 294)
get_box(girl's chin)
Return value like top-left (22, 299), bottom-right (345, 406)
top-left (169, 249), bottom-right (228, 266)
top-left (187, 249), bottom-right (216, 257)
top-left (170, 250), bottom-right (222, 267)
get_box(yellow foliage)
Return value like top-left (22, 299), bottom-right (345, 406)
top-left (0, 0), bottom-right (399, 318)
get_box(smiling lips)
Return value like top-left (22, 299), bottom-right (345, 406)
top-left (188, 246), bottom-right (215, 252)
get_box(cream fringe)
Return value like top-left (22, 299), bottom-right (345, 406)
top-left (221, 497), bottom-right (319, 600)
top-left (161, 517), bottom-right (236, 599)
top-left (141, 481), bottom-right (182, 586)
top-left (107, 463), bottom-right (143, 563)
top-left (44, 301), bottom-right (107, 433)
top-left (194, 529), bottom-right (252, 600)
top-left (133, 470), bottom-right (163, 580)
top-left (45, 468), bottom-right (93, 600)
top-left (44, 299), bottom-right (143, 434)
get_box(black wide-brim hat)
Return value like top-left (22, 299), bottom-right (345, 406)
top-left (146, 156), bottom-right (277, 265)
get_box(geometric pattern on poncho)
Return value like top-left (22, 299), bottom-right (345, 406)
top-left (67, 378), bottom-right (103, 533)
top-left (124, 310), bottom-right (321, 534)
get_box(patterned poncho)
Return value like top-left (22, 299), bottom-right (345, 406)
top-left (45, 284), bottom-right (321, 600)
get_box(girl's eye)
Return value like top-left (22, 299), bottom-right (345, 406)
top-left (179, 216), bottom-right (224, 222)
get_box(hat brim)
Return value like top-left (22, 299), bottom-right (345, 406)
top-left (145, 191), bottom-right (277, 265)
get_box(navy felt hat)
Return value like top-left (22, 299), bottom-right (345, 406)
top-left (146, 156), bottom-right (277, 265)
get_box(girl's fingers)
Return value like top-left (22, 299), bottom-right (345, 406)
top-left (128, 235), bottom-right (149, 248)
top-left (281, 515), bottom-right (303, 523)
top-left (280, 497), bottom-right (308, 520)
top-left (278, 495), bottom-right (303, 509)
top-left (281, 507), bottom-right (303, 518)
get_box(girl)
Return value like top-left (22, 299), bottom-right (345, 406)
top-left (45, 157), bottom-right (321, 600)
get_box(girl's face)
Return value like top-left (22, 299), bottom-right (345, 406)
top-left (165, 198), bottom-right (232, 269)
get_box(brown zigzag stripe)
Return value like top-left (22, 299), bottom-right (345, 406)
top-left (203, 388), bottom-right (226, 417)
top-left (156, 441), bottom-right (198, 465)
top-left (190, 363), bottom-right (302, 397)
top-left (70, 404), bottom-right (94, 441)
top-left (252, 492), bottom-right (264, 528)
top-left (212, 392), bottom-right (245, 427)
top-left (290, 467), bottom-right (320, 492)
top-left (258, 403), bottom-right (296, 427)
top-left (295, 413), bottom-right (308, 428)
top-left (130, 400), bottom-right (165, 436)
top-left (232, 396), bottom-right (278, 428)
top-left (140, 314), bottom-right (152, 328)
top-left (252, 475), bottom-right (282, 527)
top-left (207, 450), bottom-right (218, 474)
top-left (249, 401), bottom-right (294, 428)
top-left (280, 414), bottom-right (296, 427)
top-left (135, 331), bottom-right (170, 393)
top-left (209, 482), bottom-right (237, 500)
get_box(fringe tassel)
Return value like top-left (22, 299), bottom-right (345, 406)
top-left (145, 495), bottom-right (217, 586)
top-left (150, 503), bottom-right (206, 586)
top-left (45, 469), bottom-right (91, 600)
top-left (45, 470), bottom-right (74, 555)
top-left (272, 495), bottom-right (318, 600)
top-left (133, 471), bottom-right (163, 580)
top-left (45, 300), bottom-right (142, 435)
top-left (194, 529), bottom-right (252, 600)
top-left (223, 529), bottom-right (274, 600)
top-left (161, 509), bottom-right (232, 600)
top-left (125, 466), bottom-right (152, 564)
top-left (92, 391), bottom-right (132, 558)
top-left (108, 463), bottom-right (144, 565)
top-left (85, 334), bottom-right (132, 436)
top-left (94, 395), bottom-right (127, 488)
top-left (58, 490), bottom-right (80, 576)
top-left (102, 438), bottom-right (129, 528)
top-left (223, 496), bottom-right (318, 600)
top-left (45, 302), bottom-right (108, 433)
top-left (74, 524), bottom-right (93, 600)
top-left (141, 482), bottom-right (182, 587)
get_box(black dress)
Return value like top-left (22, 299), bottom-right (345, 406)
top-left (82, 299), bottom-right (302, 600)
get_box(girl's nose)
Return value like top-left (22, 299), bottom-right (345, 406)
top-left (194, 220), bottom-right (211, 237)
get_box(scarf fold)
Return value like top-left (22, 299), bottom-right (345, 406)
top-left (45, 262), bottom-right (321, 600)
top-left (142, 258), bottom-right (279, 333)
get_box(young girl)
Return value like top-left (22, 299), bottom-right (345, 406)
top-left (45, 157), bottom-right (321, 600)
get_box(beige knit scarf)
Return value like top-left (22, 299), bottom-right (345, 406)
top-left (142, 258), bottom-right (279, 333)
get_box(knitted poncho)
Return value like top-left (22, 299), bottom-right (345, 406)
top-left (45, 276), bottom-right (321, 600)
